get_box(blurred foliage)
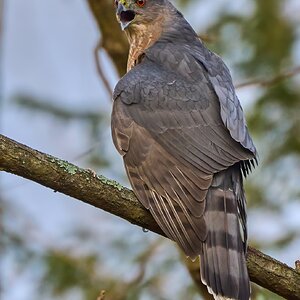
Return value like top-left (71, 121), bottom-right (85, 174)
top-left (1, 0), bottom-right (300, 299)
top-left (207, 0), bottom-right (299, 164)
top-left (205, 1), bottom-right (300, 227)
top-left (12, 94), bottom-right (111, 168)
top-left (1, 200), bottom-right (190, 299)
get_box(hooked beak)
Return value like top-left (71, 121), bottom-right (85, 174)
top-left (116, 2), bottom-right (136, 30)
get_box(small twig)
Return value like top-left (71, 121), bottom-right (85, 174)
top-left (236, 66), bottom-right (300, 89)
top-left (296, 260), bottom-right (300, 273)
top-left (97, 290), bottom-right (106, 300)
top-left (198, 34), bottom-right (217, 43)
top-left (13, 95), bottom-right (104, 121)
top-left (94, 39), bottom-right (113, 99)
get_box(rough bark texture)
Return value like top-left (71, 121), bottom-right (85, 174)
top-left (1, 134), bottom-right (300, 299)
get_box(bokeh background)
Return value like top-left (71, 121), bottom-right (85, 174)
top-left (1, 0), bottom-right (300, 299)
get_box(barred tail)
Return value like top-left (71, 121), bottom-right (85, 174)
top-left (200, 165), bottom-right (250, 300)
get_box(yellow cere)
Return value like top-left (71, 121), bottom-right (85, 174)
top-left (119, 0), bottom-right (129, 8)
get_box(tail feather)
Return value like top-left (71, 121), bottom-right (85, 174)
top-left (200, 165), bottom-right (250, 300)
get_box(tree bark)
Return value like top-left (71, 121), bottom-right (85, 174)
top-left (1, 134), bottom-right (300, 299)
top-left (86, 0), bottom-right (128, 76)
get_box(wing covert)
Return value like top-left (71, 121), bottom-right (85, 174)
top-left (113, 56), bottom-right (254, 171)
top-left (191, 45), bottom-right (257, 156)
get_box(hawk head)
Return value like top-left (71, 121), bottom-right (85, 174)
top-left (114, 0), bottom-right (168, 30)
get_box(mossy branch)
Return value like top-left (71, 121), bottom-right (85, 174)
top-left (1, 134), bottom-right (300, 299)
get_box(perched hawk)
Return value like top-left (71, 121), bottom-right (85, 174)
top-left (111, 1), bottom-right (257, 299)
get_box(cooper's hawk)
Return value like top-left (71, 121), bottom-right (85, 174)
top-left (111, 1), bottom-right (257, 299)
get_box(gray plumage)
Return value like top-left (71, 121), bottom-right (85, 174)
top-left (112, 1), bottom-right (257, 299)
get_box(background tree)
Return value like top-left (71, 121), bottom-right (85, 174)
top-left (1, 0), bottom-right (300, 299)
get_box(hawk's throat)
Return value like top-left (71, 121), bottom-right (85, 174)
top-left (125, 20), bottom-right (163, 71)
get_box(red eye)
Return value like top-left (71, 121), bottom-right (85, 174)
top-left (136, 0), bottom-right (146, 7)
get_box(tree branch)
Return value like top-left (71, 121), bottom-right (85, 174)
top-left (235, 66), bottom-right (300, 89)
top-left (94, 40), bottom-right (113, 98)
top-left (1, 134), bottom-right (300, 299)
